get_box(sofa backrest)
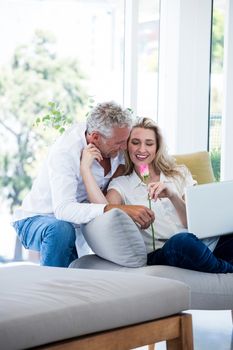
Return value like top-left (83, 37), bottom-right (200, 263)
top-left (174, 151), bottom-right (215, 184)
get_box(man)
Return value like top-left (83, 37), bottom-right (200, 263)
top-left (13, 101), bottom-right (154, 267)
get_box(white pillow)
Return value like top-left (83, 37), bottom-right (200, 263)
top-left (82, 208), bottom-right (147, 267)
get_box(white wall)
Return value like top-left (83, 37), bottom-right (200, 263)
top-left (158, 0), bottom-right (212, 154)
top-left (123, 0), bottom-right (139, 113)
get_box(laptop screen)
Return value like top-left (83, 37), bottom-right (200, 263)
top-left (185, 181), bottom-right (233, 239)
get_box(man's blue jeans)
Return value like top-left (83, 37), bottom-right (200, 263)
top-left (13, 216), bottom-right (78, 267)
top-left (147, 232), bottom-right (233, 273)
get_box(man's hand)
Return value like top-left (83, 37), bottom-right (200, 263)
top-left (80, 144), bottom-right (103, 173)
top-left (104, 204), bottom-right (155, 229)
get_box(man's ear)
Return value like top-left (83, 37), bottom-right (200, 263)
top-left (88, 131), bottom-right (100, 144)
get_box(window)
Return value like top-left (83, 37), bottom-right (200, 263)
top-left (0, 0), bottom-right (160, 262)
top-left (209, 0), bottom-right (226, 181)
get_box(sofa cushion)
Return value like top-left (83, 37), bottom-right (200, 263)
top-left (82, 208), bottom-right (147, 267)
top-left (174, 151), bottom-right (215, 184)
top-left (70, 255), bottom-right (233, 310)
top-left (0, 265), bottom-right (190, 350)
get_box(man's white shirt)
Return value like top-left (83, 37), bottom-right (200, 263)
top-left (13, 123), bottom-right (124, 225)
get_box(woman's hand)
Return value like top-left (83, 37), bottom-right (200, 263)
top-left (148, 181), bottom-right (187, 227)
top-left (148, 182), bottom-right (175, 201)
top-left (81, 144), bottom-right (103, 171)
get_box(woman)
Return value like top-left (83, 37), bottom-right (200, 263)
top-left (81, 117), bottom-right (233, 273)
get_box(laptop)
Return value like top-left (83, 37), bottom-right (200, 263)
top-left (185, 180), bottom-right (233, 239)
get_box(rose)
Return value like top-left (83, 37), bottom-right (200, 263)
top-left (139, 164), bottom-right (149, 181)
top-left (138, 164), bottom-right (155, 251)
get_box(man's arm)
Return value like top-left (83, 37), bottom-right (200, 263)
top-left (48, 147), bottom-right (106, 224)
top-left (80, 144), bottom-right (108, 204)
top-left (104, 189), bottom-right (155, 230)
top-left (80, 145), bottom-right (155, 229)
top-left (104, 203), bottom-right (154, 230)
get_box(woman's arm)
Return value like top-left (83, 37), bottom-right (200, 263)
top-left (148, 182), bottom-right (187, 227)
top-left (169, 193), bottom-right (187, 227)
top-left (105, 188), bottom-right (123, 204)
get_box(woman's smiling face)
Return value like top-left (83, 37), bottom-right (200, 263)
top-left (127, 127), bottom-right (157, 168)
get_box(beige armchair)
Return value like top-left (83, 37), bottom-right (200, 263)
top-left (174, 150), bottom-right (215, 184)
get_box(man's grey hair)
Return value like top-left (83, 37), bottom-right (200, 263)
top-left (86, 101), bottom-right (133, 138)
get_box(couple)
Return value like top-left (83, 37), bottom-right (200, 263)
top-left (81, 116), bottom-right (233, 273)
top-left (13, 101), bottom-right (233, 272)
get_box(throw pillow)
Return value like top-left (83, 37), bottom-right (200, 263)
top-left (82, 208), bottom-right (147, 267)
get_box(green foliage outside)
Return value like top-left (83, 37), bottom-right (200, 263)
top-left (0, 30), bottom-right (88, 212)
top-left (209, 7), bottom-right (224, 181)
top-left (210, 147), bottom-right (221, 182)
top-left (35, 101), bottom-right (72, 135)
top-left (212, 8), bottom-right (224, 73)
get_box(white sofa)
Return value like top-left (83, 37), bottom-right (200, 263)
top-left (70, 252), bottom-right (233, 311)
top-left (0, 265), bottom-right (193, 350)
top-left (70, 152), bottom-right (233, 312)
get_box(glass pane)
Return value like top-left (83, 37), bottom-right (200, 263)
top-left (0, 0), bottom-right (124, 105)
top-left (209, 0), bottom-right (226, 181)
top-left (0, 0), bottom-right (124, 262)
top-left (137, 0), bottom-right (160, 120)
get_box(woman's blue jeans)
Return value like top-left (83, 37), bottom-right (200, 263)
top-left (147, 232), bottom-right (233, 273)
top-left (13, 216), bottom-right (78, 267)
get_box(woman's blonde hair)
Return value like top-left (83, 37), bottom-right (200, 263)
top-left (124, 117), bottom-right (182, 178)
